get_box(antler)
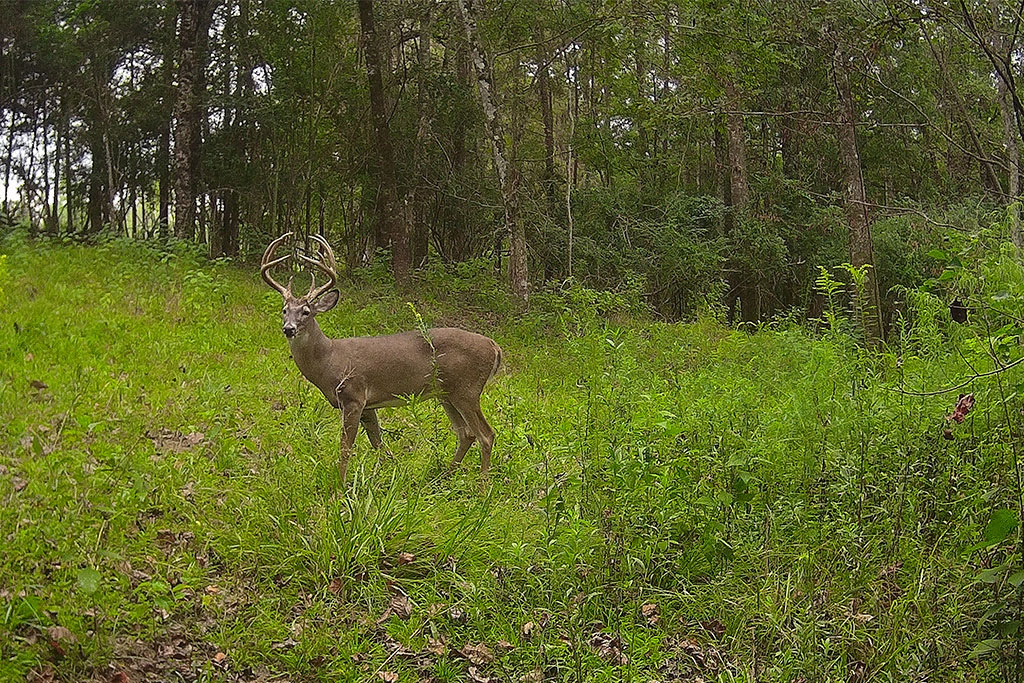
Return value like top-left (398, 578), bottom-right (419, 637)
top-left (261, 232), bottom-right (294, 296)
top-left (298, 234), bottom-right (337, 301)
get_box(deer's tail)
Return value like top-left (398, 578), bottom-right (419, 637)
top-left (487, 341), bottom-right (503, 383)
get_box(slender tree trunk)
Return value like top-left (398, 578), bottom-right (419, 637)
top-left (834, 47), bottom-right (883, 342)
top-left (3, 110), bottom-right (13, 218)
top-left (410, 7), bottom-right (433, 267)
top-left (52, 99), bottom-right (62, 235)
top-left (63, 108), bottom-right (73, 233)
top-left (538, 40), bottom-right (557, 216)
top-left (358, 0), bottom-right (409, 283)
top-left (724, 79), bottom-right (759, 323)
top-left (992, 0), bottom-right (1022, 249)
top-left (173, 0), bottom-right (215, 240)
top-left (456, 0), bottom-right (528, 300)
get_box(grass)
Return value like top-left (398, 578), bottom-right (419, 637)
top-left (0, 235), bottom-right (1020, 682)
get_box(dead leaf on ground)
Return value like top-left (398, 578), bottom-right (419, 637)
top-left (29, 379), bottom-right (48, 391)
top-left (641, 602), bottom-right (660, 625)
top-left (377, 672), bottom-right (398, 683)
top-left (47, 625), bottom-right (76, 643)
top-left (700, 619), bottom-right (726, 639)
top-left (426, 636), bottom-right (448, 656)
top-left (26, 666), bottom-right (56, 683)
top-left (12, 477), bottom-right (28, 492)
top-left (377, 594), bottom-right (412, 622)
top-left (397, 551), bottom-right (415, 565)
top-left (468, 666), bottom-right (492, 683)
top-left (459, 642), bottom-right (494, 666)
top-left (520, 669), bottom-right (544, 683)
top-left (110, 672), bottom-right (130, 683)
top-left (212, 651), bottom-right (227, 666)
top-left (271, 638), bottom-right (298, 650)
top-left (495, 639), bottom-right (513, 654)
top-left (327, 577), bottom-right (344, 595)
top-left (145, 429), bottom-right (206, 454)
top-left (521, 621), bottom-right (536, 639)
top-left (448, 605), bottom-right (467, 623)
top-left (589, 632), bottom-right (628, 666)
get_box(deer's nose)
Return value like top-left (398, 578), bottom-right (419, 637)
top-left (283, 325), bottom-right (296, 338)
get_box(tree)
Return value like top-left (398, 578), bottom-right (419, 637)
top-left (455, 0), bottom-right (528, 301)
top-left (358, 0), bottom-right (409, 284)
top-left (173, 0), bottom-right (216, 240)
top-left (834, 45), bottom-right (883, 341)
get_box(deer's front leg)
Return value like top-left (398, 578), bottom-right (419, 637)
top-left (336, 379), bottom-right (366, 486)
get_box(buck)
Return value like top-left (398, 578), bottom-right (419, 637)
top-left (260, 232), bottom-right (502, 484)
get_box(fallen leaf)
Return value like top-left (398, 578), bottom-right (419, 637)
top-left (700, 619), bottom-right (726, 639)
top-left (377, 672), bottom-right (398, 683)
top-left (641, 602), bottom-right (660, 626)
top-left (387, 594), bottom-right (412, 620)
top-left (449, 606), bottom-right (467, 623)
top-left (459, 642), bottom-right (494, 666)
top-left (327, 578), bottom-right (344, 595)
top-left (12, 477), bottom-right (28, 492)
top-left (205, 585), bottom-right (220, 594)
top-left (851, 612), bottom-right (874, 624)
top-left (212, 651), bottom-right (227, 666)
top-left (468, 666), bottom-right (492, 683)
top-left (397, 551), bottom-right (416, 565)
top-left (520, 670), bottom-right (544, 683)
top-left (521, 621), bottom-right (536, 639)
top-left (29, 379), bottom-right (48, 391)
top-left (589, 632), bottom-right (628, 666)
top-left (426, 636), bottom-right (448, 656)
top-left (47, 626), bottom-right (76, 644)
top-left (110, 672), bottom-right (130, 683)
top-left (495, 639), bottom-right (513, 654)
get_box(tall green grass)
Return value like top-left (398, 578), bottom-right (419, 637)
top-left (1, 234), bottom-right (1022, 681)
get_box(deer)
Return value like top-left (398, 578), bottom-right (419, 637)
top-left (260, 232), bottom-right (502, 485)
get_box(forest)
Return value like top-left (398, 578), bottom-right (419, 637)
top-left (4, 0), bottom-right (1024, 681)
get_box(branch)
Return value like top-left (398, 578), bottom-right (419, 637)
top-left (894, 356), bottom-right (1024, 396)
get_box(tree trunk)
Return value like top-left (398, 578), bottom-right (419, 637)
top-left (992, 0), bottom-right (1022, 249)
top-left (173, 0), bottom-right (215, 240)
top-left (538, 40), bottom-right (557, 215)
top-left (410, 7), bottom-right (433, 267)
top-left (724, 79), bottom-right (759, 323)
top-left (834, 48), bottom-right (883, 342)
top-left (64, 108), bottom-right (73, 233)
top-left (455, 0), bottom-right (527, 300)
top-left (358, 0), bottom-right (409, 284)
top-left (3, 110), bottom-right (13, 218)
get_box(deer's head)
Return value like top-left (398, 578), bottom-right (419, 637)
top-left (261, 232), bottom-right (340, 339)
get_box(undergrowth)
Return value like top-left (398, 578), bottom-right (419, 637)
top-left (2, 233), bottom-right (1024, 682)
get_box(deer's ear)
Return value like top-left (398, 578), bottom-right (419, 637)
top-left (313, 289), bottom-right (340, 313)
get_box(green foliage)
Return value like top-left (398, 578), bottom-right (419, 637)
top-left (5, 239), bottom-right (1024, 681)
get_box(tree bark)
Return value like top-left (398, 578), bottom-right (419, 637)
top-left (538, 40), bottom-right (557, 216)
top-left (834, 48), bottom-right (883, 342)
top-left (173, 0), bottom-right (215, 240)
top-left (455, 0), bottom-right (528, 300)
top-left (358, 0), bottom-right (409, 284)
top-left (724, 79), bottom-right (759, 323)
top-left (992, 0), bottom-right (1022, 249)
top-left (410, 7), bottom-right (433, 267)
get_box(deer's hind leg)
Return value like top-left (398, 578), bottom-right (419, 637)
top-left (448, 395), bottom-right (495, 476)
top-left (442, 400), bottom-right (475, 469)
top-left (360, 409), bottom-right (383, 449)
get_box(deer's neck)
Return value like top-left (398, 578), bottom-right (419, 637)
top-left (288, 319), bottom-right (332, 382)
